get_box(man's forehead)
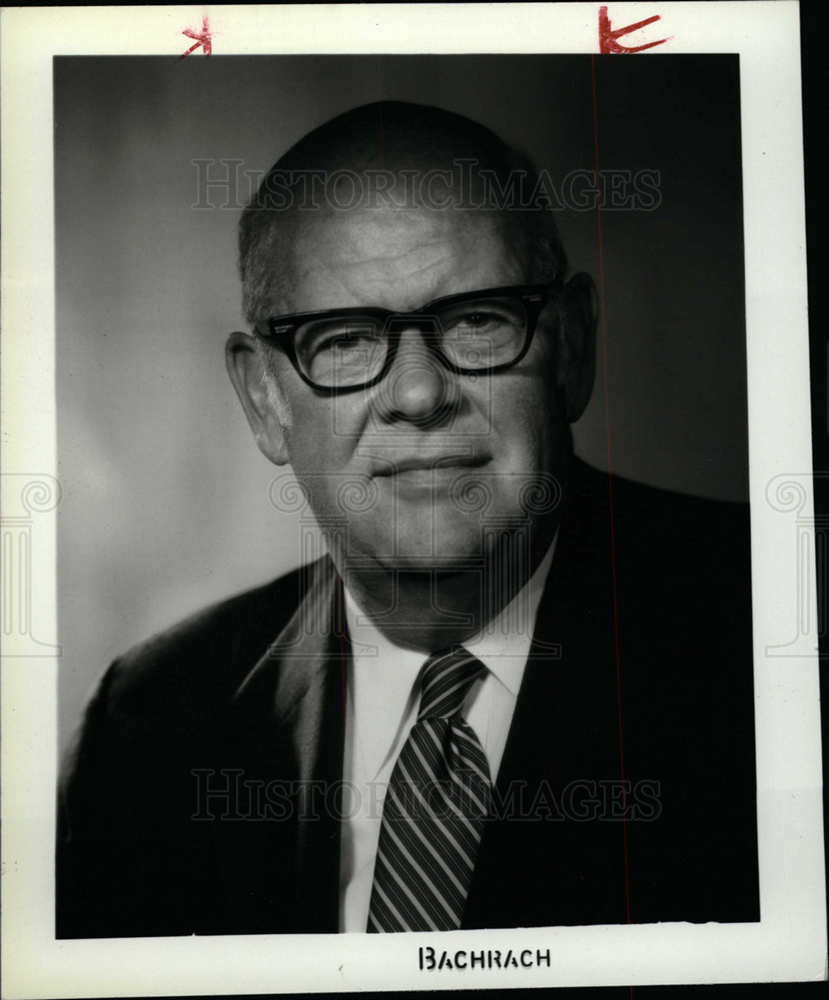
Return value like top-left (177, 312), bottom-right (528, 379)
top-left (296, 204), bottom-right (498, 260)
top-left (283, 205), bottom-right (523, 311)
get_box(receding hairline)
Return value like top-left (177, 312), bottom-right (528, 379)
top-left (239, 101), bottom-right (568, 326)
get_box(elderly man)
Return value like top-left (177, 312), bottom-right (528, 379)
top-left (57, 101), bottom-right (758, 937)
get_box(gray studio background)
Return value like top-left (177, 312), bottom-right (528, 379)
top-left (56, 55), bottom-right (747, 751)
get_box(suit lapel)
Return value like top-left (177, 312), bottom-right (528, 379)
top-left (213, 557), bottom-right (347, 933)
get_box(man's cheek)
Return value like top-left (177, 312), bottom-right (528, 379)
top-left (490, 391), bottom-right (545, 462)
top-left (286, 402), bottom-right (343, 470)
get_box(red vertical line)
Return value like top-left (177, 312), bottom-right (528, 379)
top-left (590, 53), bottom-right (632, 928)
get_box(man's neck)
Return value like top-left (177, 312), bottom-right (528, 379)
top-left (332, 517), bottom-right (559, 652)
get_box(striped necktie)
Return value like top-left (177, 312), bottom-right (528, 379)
top-left (367, 646), bottom-right (492, 932)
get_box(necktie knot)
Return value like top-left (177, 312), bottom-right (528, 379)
top-left (418, 646), bottom-right (485, 720)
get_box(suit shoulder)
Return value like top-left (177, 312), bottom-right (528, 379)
top-left (571, 457), bottom-right (750, 552)
top-left (102, 563), bottom-right (313, 723)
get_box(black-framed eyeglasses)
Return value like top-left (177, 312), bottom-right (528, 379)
top-left (255, 281), bottom-right (563, 394)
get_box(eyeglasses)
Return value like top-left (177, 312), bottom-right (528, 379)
top-left (256, 281), bottom-right (563, 394)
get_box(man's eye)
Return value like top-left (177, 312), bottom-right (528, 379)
top-left (446, 311), bottom-right (504, 336)
top-left (316, 331), bottom-right (375, 354)
top-left (459, 311), bottom-right (497, 327)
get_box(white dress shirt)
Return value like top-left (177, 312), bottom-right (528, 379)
top-left (338, 537), bottom-right (557, 932)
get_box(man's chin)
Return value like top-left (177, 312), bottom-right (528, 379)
top-left (353, 533), bottom-right (490, 574)
top-left (378, 552), bottom-right (483, 573)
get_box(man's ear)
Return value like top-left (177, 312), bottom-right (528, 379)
top-left (555, 272), bottom-right (598, 422)
top-left (225, 331), bottom-right (291, 466)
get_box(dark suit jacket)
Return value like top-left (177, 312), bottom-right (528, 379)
top-left (56, 458), bottom-right (759, 937)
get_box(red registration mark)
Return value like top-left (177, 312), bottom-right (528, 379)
top-left (598, 6), bottom-right (670, 54)
top-left (180, 16), bottom-right (213, 59)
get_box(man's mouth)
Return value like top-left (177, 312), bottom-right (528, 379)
top-left (370, 454), bottom-right (491, 477)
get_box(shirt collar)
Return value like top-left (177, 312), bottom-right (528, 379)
top-left (462, 532), bottom-right (557, 695)
top-left (344, 589), bottom-right (424, 707)
top-left (343, 589), bottom-right (424, 782)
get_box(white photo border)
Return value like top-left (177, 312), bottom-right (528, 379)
top-left (1, 2), bottom-right (825, 996)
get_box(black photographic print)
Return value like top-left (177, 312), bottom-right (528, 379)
top-left (54, 51), bottom-right (758, 938)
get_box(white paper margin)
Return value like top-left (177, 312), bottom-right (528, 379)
top-left (1, 3), bottom-right (825, 996)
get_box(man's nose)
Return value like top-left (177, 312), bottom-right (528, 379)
top-left (373, 324), bottom-right (456, 427)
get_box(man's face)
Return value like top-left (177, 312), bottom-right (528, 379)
top-left (246, 202), bottom-right (574, 573)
